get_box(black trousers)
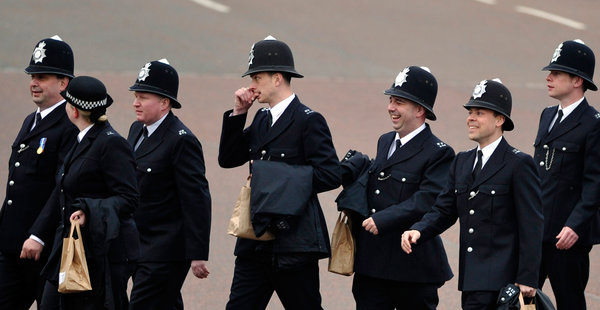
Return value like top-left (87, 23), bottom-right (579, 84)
top-left (352, 273), bottom-right (442, 310)
top-left (129, 261), bottom-right (189, 310)
top-left (539, 243), bottom-right (592, 310)
top-left (0, 252), bottom-right (45, 310)
top-left (461, 291), bottom-right (498, 310)
top-left (226, 255), bottom-right (323, 310)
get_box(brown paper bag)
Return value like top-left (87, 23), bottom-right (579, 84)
top-left (519, 292), bottom-right (536, 310)
top-left (328, 211), bottom-right (355, 276)
top-left (228, 177), bottom-right (275, 241)
top-left (58, 220), bottom-right (92, 293)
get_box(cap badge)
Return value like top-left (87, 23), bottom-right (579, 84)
top-left (32, 41), bottom-right (47, 64)
top-left (248, 43), bottom-right (255, 66)
top-left (394, 67), bottom-right (410, 87)
top-left (472, 80), bottom-right (487, 99)
top-left (551, 43), bottom-right (563, 63)
top-left (138, 63), bottom-right (151, 81)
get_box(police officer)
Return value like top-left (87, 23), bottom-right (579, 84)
top-left (533, 39), bottom-right (600, 309)
top-left (0, 35), bottom-right (77, 310)
top-left (402, 79), bottom-right (543, 310)
top-left (31, 75), bottom-right (139, 310)
top-left (351, 66), bottom-right (454, 310)
top-left (127, 59), bottom-right (212, 310)
top-left (218, 36), bottom-right (341, 310)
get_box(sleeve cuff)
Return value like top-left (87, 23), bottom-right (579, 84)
top-left (29, 234), bottom-right (45, 247)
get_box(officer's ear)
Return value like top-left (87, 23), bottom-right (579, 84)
top-left (58, 76), bottom-right (69, 92)
top-left (495, 113), bottom-right (505, 129)
top-left (571, 75), bottom-right (584, 89)
top-left (160, 97), bottom-right (171, 110)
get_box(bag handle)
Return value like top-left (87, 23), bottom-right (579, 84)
top-left (518, 292), bottom-right (534, 306)
top-left (69, 219), bottom-right (82, 240)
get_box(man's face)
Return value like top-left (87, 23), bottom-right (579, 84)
top-left (546, 70), bottom-right (580, 101)
top-left (132, 91), bottom-right (168, 125)
top-left (387, 96), bottom-right (423, 137)
top-left (29, 74), bottom-right (68, 109)
top-left (249, 72), bottom-right (277, 104)
top-left (467, 107), bottom-right (504, 145)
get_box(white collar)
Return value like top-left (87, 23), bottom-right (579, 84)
top-left (476, 135), bottom-right (503, 168)
top-left (558, 96), bottom-right (584, 121)
top-left (77, 124), bottom-right (94, 143)
top-left (387, 123), bottom-right (427, 158)
top-left (38, 99), bottom-right (66, 119)
top-left (145, 112), bottom-right (169, 137)
top-left (268, 93), bottom-right (295, 126)
top-left (397, 123), bottom-right (426, 146)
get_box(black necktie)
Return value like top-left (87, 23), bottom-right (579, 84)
top-left (134, 127), bottom-right (148, 151)
top-left (266, 110), bottom-right (273, 131)
top-left (31, 112), bottom-right (41, 132)
top-left (388, 139), bottom-right (402, 159)
top-left (549, 109), bottom-right (563, 133)
top-left (472, 150), bottom-right (483, 179)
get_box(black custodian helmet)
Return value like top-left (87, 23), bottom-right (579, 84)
top-left (384, 66), bottom-right (438, 120)
top-left (242, 35), bottom-right (303, 78)
top-left (464, 79), bottom-right (514, 131)
top-left (25, 35), bottom-right (74, 78)
top-left (129, 59), bottom-right (181, 109)
top-left (542, 39), bottom-right (597, 91)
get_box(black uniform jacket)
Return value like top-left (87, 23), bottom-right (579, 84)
top-left (218, 96), bottom-right (341, 258)
top-left (533, 99), bottom-right (600, 245)
top-left (412, 138), bottom-right (543, 291)
top-left (128, 111), bottom-right (211, 261)
top-left (0, 103), bottom-right (77, 254)
top-left (31, 122), bottom-right (139, 285)
top-left (354, 126), bottom-right (454, 283)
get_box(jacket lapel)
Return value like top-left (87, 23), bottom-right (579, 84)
top-left (23, 102), bottom-right (67, 141)
top-left (545, 100), bottom-right (587, 142)
top-left (15, 113), bottom-right (36, 144)
top-left (372, 132), bottom-right (395, 171)
top-left (380, 126), bottom-right (431, 170)
top-left (258, 97), bottom-right (297, 149)
top-left (135, 112), bottom-right (174, 158)
top-left (472, 138), bottom-right (507, 188)
top-left (65, 123), bottom-right (107, 173)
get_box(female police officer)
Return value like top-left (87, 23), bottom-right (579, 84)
top-left (32, 76), bottom-right (139, 310)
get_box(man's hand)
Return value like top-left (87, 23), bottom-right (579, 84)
top-left (191, 260), bottom-right (210, 279)
top-left (362, 217), bottom-right (379, 235)
top-left (70, 210), bottom-right (86, 227)
top-left (20, 238), bottom-right (43, 261)
top-left (233, 87), bottom-right (257, 115)
top-left (516, 283), bottom-right (537, 298)
top-left (555, 226), bottom-right (578, 250)
top-left (401, 230), bottom-right (421, 254)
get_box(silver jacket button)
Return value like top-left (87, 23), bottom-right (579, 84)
top-left (468, 228), bottom-right (474, 234)
top-left (539, 161), bottom-right (544, 166)
top-left (374, 189), bottom-right (380, 195)
top-left (147, 168), bottom-right (152, 172)
top-left (469, 209), bottom-right (475, 215)
top-left (14, 162), bottom-right (20, 167)
top-left (469, 191), bottom-right (476, 197)
top-left (467, 247), bottom-right (473, 253)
